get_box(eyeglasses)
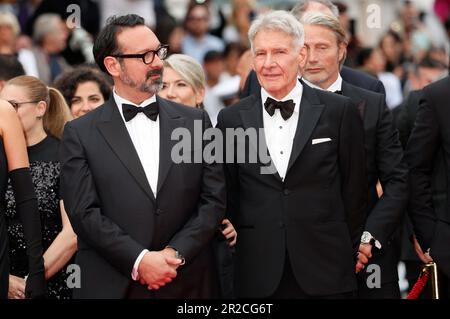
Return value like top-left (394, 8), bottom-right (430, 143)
top-left (112, 44), bottom-right (169, 65)
top-left (8, 100), bottom-right (40, 110)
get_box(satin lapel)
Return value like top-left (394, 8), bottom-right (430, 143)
top-left (341, 81), bottom-right (366, 121)
top-left (239, 94), bottom-right (282, 182)
top-left (97, 99), bottom-right (156, 202)
top-left (287, 84), bottom-right (325, 173)
top-left (156, 97), bottom-right (185, 194)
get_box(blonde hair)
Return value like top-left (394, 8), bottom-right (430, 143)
top-left (163, 54), bottom-right (206, 94)
top-left (7, 76), bottom-right (72, 139)
top-left (0, 11), bottom-right (20, 37)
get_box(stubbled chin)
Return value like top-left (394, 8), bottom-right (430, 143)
top-left (304, 73), bottom-right (322, 82)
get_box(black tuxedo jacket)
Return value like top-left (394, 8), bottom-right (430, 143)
top-left (395, 90), bottom-right (423, 148)
top-left (217, 83), bottom-right (368, 297)
top-left (396, 90), bottom-right (446, 262)
top-left (406, 76), bottom-right (450, 277)
top-left (60, 96), bottom-right (226, 298)
top-left (341, 81), bottom-right (408, 285)
top-left (340, 66), bottom-right (386, 95)
top-left (240, 66), bottom-right (385, 99)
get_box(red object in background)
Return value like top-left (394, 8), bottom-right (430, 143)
top-left (406, 269), bottom-right (430, 299)
top-left (434, 0), bottom-right (450, 23)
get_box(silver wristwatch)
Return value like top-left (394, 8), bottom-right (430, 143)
top-left (360, 231), bottom-right (382, 249)
top-left (166, 245), bottom-right (186, 265)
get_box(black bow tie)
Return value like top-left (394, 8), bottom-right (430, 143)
top-left (122, 102), bottom-right (158, 122)
top-left (264, 97), bottom-right (295, 120)
top-left (333, 90), bottom-right (342, 95)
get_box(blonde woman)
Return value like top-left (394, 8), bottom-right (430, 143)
top-left (159, 54), bottom-right (206, 108)
top-left (160, 54), bottom-right (236, 246)
top-left (0, 76), bottom-right (76, 299)
top-left (159, 54), bottom-right (236, 297)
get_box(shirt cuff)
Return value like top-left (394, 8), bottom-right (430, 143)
top-left (131, 249), bottom-right (149, 281)
top-left (374, 239), bottom-right (382, 249)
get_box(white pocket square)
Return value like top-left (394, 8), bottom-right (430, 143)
top-left (312, 138), bottom-right (332, 145)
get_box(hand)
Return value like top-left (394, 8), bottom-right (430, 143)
top-left (137, 251), bottom-right (182, 290)
top-left (221, 219), bottom-right (237, 247)
top-left (162, 247), bottom-right (185, 267)
top-left (413, 236), bottom-right (434, 264)
top-left (355, 243), bottom-right (372, 274)
top-left (8, 275), bottom-right (26, 299)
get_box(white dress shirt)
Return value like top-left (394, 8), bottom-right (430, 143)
top-left (261, 80), bottom-right (303, 181)
top-left (113, 90), bottom-right (159, 280)
top-left (113, 90), bottom-right (160, 197)
top-left (303, 74), bottom-right (343, 92)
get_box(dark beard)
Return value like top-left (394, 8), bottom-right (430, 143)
top-left (141, 69), bottom-right (163, 93)
top-left (120, 65), bottom-right (163, 94)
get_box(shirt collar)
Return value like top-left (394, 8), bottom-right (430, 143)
top-left (261, 78), bottom-right (303, 113)
top-left (113, 88), bottom-right (157, 109)
top-left (302, 74), bottom-right (342, 93)
top-left (113, 88), bottom-right (157, 123)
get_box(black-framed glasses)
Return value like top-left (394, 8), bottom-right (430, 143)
top-left (8, 100), bottom-right (40, 110)
top-left (112, 44), bottom-right (169, 64)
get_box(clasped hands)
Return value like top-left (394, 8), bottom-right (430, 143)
top-left (137, 247), bottom-right (184, 290)
top-left (355, 243), bottom-right (372, 274)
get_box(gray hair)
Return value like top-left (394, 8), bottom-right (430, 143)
top-left (0, 11), bottom-right (20, 37)
top-left (301, 11), bottom-right (348, 67)
top-left (33, 14), bottom-right (63, 44)
top-left (291, 0), bottom-right (339, 20)
top-left (163, 54), bottom-right (206, 93)
top-left (301, 11), bottom-right (347, 45)
top-left (248, 10), bottom-right (304, 52)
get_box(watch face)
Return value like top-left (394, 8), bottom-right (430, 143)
top-left (361, 232), bottom-right (370, 243)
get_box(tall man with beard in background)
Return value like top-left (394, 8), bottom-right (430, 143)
top-left (301, 12), bottom-right (408, 298)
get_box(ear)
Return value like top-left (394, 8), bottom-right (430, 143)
top-left (36, 101), bottom-right (47, 118)
top-left (338, 42), bottom-right (347, 65)
top-left (250, 50), bottom-right (257, 71)
top-left (104, 56), bottom-right (121, 77)
top-left (298, 45), bottom-right (308, 69)
top-left (195, 87), bottom-right (205, 106)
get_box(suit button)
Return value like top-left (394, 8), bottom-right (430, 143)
top-left (156, 209), bottom-right (163, 215)
top-left (279, 222), bottom-right (285, 228)
top-left (283, 189), bottom-right (291, 195)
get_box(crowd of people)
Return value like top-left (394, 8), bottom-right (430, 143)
top-left (0, 0), bottom-right (449, 299)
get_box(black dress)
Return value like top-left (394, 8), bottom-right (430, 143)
top-left (5, 136), bottom-right (71, 299)
top-left (0, 138), bottom-right (10, 298)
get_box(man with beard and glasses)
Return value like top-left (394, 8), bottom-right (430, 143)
top-left (59, 14), bottom-right (226, 299)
